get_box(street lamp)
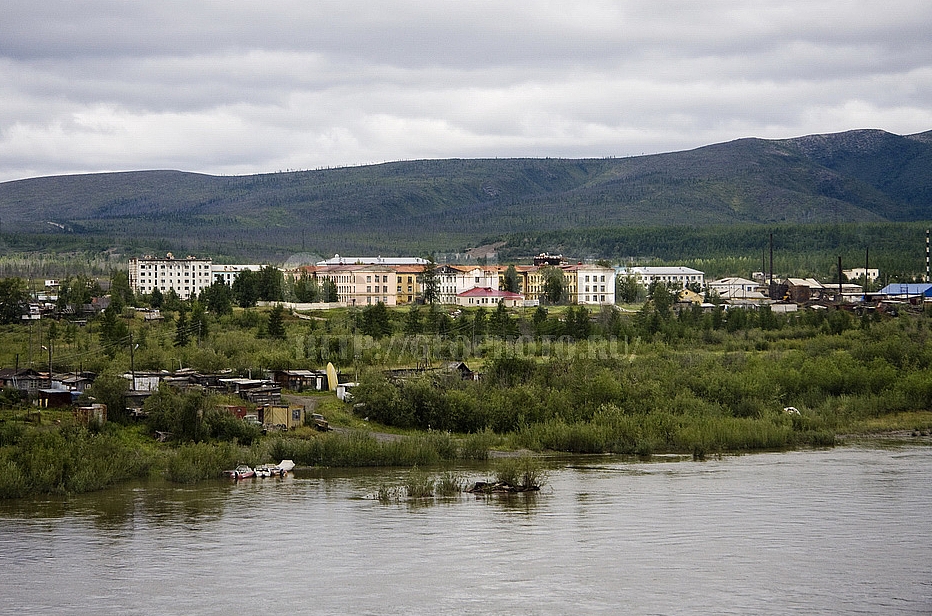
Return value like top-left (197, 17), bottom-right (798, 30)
top-left (41, 344), bottom-right (52, 387)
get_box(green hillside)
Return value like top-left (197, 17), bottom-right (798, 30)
top-left (0, 128), bottom-right (930, 262)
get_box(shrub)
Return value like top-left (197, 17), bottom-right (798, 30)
top-left (493, 455), bottom-right (546, 490)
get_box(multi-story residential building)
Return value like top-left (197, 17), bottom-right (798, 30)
top-left (524, 266), bottom-right (545, 302)
top-left (563, 264), bottom-right (616, 305)
top-left (394, 265), bottom-right (424, 305)
top-left (211, 264), bottom-right (262, 286)
top-left (315, 264), bottom-right (397, 306)
top-left (622, 266), bottom-right (705, 291)
top-left (490, 265), bottom-right (536, 296)
top-left (129, 254), bottom-right (214, 299)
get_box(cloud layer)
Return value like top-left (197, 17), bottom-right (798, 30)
top-left (2, 1), bottom-right (931, 182)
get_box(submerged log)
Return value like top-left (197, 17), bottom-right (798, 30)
top-left (466, 481), bottom-right (541, 494)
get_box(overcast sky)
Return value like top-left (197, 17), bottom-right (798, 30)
top-left (1, 1), bottom-right (930, 183)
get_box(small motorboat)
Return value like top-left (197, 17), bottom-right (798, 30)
top-left (254, 464), bottom-right (274, 478)
top-left (223, 465), bottom-right (256, 480)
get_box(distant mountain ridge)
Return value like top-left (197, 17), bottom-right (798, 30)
top-left (1, 128), bottom-right (930, 258)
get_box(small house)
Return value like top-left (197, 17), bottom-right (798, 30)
top-left (73, 403), bottom-right (107, 426)
top-left (259, 404), bottom-right (305, 430)
top-left (35, 388), bottom-right (76, 409)
top-left (455, 287), bottom-right (524, 308)
top-left (269, 369), bottom-right (329, 392)
top-left (0, 368), bottom-right (44, 395)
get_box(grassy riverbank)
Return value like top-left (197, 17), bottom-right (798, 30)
top-left (4, 290), bottom-right (932, 499)
top-left (2, 404), bottom-right (930, 499)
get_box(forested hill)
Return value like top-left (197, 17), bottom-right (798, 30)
top-left (1, 128), bottom-right (930, 259)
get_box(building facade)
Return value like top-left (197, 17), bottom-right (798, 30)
top-left (623, 266), bottom-right (705, 291)
top-left (128, 254), bottom-right (214, 299)
top-left (314, 264), bottom-right (398, 306)
top-left (437, 265), bottom-right (500, 305)
top-left (563, 264), bottom-right (616, 305)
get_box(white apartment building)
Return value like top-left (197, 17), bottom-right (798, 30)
top-left (129, 254), bottom-right (214, 299)
top-left (622, 266), bottom-right (705, 290)
top-left (842, 267), bottom-right (879, 282)
top-left (563, 264), bottom-right (617, 305)
top-left (211, 264), bottom-right (262, 286)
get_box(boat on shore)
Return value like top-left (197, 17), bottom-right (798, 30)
top-left (254, 460), bottom-right (297, 478)
top-left (254, 464), bottom-right (274, 477)
top-left (223, 465), bottom-right (256, 480)
top-left (225, 460), bottom-right (295, 480)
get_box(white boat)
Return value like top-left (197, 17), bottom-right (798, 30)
top-left (254, 464), bottom-right (274, 477)
top-left (270, 459), bottom-right (295, 475)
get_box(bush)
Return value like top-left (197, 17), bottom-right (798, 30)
top-left (493, 455), bottom-right (546, 490)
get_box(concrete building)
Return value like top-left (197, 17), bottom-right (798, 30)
top-left (437, 265), bottom-right (499, 305)
top-left (622, 266), bottom-right (705, 291)
top-left (314, 264), bottom-right (398, 306)
top-left (211, 264), bottom-right (262, 286)
top-left (128, 254), bottom-right (214, 299)
top-left (563, 264), bottom-right (616, 305)
top-left (843, 267), bottom-right (879, 283)
top-left (393, 264), bottom-right (424, 304)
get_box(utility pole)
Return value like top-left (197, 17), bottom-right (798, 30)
top-left (129, 332), bottom-right (137, 391)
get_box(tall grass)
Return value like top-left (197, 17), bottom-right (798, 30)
top-left (492, 455), bottom-right (547, 490)
top-left (263, 430), bottom-right (485, 468)
top-left (0, 426), bottom-right (158, 498)
top-left (165, 441), bottom-right (252, 484)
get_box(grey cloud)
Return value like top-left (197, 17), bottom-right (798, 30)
top-left (1, 1), bottom-right (931, 181)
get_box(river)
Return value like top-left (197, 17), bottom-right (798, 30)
top-left (1, 442), bottom-right (930, 615)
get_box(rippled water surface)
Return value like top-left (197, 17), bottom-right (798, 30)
top-left (2, 444), bottom-right (930, 615)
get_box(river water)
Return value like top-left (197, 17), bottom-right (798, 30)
top-left (1, 442), bottom-right (930, 615)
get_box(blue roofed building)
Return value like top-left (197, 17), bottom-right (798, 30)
top-left (878, 283), bottom-right (932, 299)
